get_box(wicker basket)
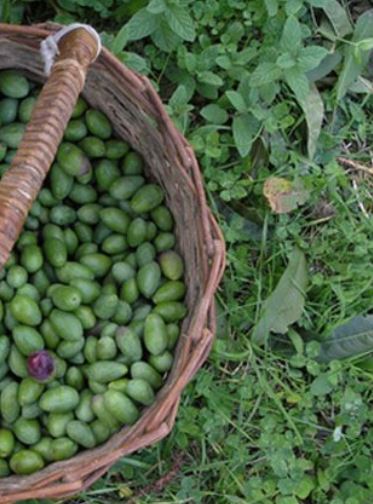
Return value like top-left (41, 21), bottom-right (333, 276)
top-left (0, 23), bottom-right (225, 502)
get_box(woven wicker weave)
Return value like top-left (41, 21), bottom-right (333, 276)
top-left (0, 23), bottom-right (225, 502)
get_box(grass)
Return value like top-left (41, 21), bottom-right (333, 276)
top-left (5, 0), bottom-right (373, 502)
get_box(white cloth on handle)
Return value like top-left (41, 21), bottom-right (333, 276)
top-left (40, 23), bottom-right (102, 76)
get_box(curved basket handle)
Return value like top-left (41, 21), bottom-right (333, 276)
top-left (0, 26), bottom-right (100, 269)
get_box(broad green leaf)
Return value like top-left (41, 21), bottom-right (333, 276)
top-left (252, 247), bottom-right (308, 345)
top-left (235, 47), bottom-right (257, 65)
top-left (296, 83), bottom-right (324, 159)
top-left (199, 46), bottom-right (221, 70)
top-left (126, 8), bottom-right (160, 41)
top-left (151, 21), bottom-right (180, 52)
top-left (308, 0), bottom-right (353, 37)
top-left (318, 315), bottom-right (373, 363)
top-left (198, 71), bottom-right (224, 87)
top-left (57, 0), bottom-right (78, 11)
top-left (336, 9), bottom-right (373, 100)
top-left (297, 46), bottom-right (329, 72)
top-left (112, 24), bottom-right (129, 53)
top-left (119, 52), bottom-right (149, 73)
top-left (349, 76), bottom-right (373, 94)
top-left (169, 85), bottom-right (188, 108)
top-left (285, 0), bottom-right (304, 15)
top-left (295, 476), bottom-right (315, 499)
top-left (147, 0), bottom-right (166, 14)
top-left (288, 329), bottom-right (304, 355)
top-left (114, 0), bottom-right (149, 18)
top-left (259, 82), bottom-right (280, 103)
top-left (310, 374), bottom-right (333, 396)
top-left (232, 113), bottom-right (261, 157)
top-left (185, 52), bottom-right (197, 72)
top-left (280, 16), bottom-right (303, 54)
top-left (166, 5), bottom-right (196, 42)
top-left (196, 82), bottom-right (219, 100)
top-left (215, 199), bottom-right (264, 242)
top-left (353, 10), bottom-right (373, 43)
top-left (357, 37), bottom-right (373, 52)
top-left (276, 52), bottom-right (297, 69)
top-left (216, 55), bottom-right (231, 70)
top-left (0, 0), bottom-right (24, 23)
top-left (225, 91), bottom-right (247, 113)
top-left (238, 75), bottom-right (257, 103)
top-left (285, 67), bottom-right (310, 101)
top-left (306, 51), bottom-right (342, 81)
top-left (250, 138), bottom-right (270, 172)
top-left (250, 62), bottom-right (282, 87)
top-left (200, 104), bottom-right (228, 124)
top-left (264, 0), bottom-right (278, 16)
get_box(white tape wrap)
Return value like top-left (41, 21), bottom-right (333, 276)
top-left (40, 23), bottom-right (102, 76)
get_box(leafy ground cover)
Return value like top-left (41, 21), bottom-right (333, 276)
top-left (2, 0), bottom-right (373, 502)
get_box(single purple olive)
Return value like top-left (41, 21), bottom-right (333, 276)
top-left (27, 350), bottom-right (55, 382)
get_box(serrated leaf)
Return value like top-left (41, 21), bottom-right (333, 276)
top-left (306, 51), bottom-right (342, 81)
top-left (126, 8), bottom-right (160, 41)
top-left (166, 5), bottom-right (196, 42)
top-left (225, 91), bottom-right (247, 113)
top-left (296, 83), bottom-right (324, 159)
top-left (297, 46), bottom-right (329, 72)
top-left (285, 67), bottom-right (310, 101)
top-left (318, 315), bottom-right (373, 362)
top-left (280, 16), bottom-right (303, 54)
top-left (252, 247), bottom-right (308, 345)
top-left (200, 104), bottom-right (228, 124)
top-left (250, 62), bottom-right (282, 87)
top-left (336, 9), bottom-right (373, 100)
top-left (308, 0), bottom-right (353, 37)
top-left (232, 113), bottom-right (261, 158)
top-left (263, 177), bottom-right (310, 213)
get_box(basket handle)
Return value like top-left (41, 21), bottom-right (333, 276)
top-left (0, 25), bottom-right (101, 269)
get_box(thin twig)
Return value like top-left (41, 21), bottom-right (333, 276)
top-left (338, 156), bottom-right (373, 176)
